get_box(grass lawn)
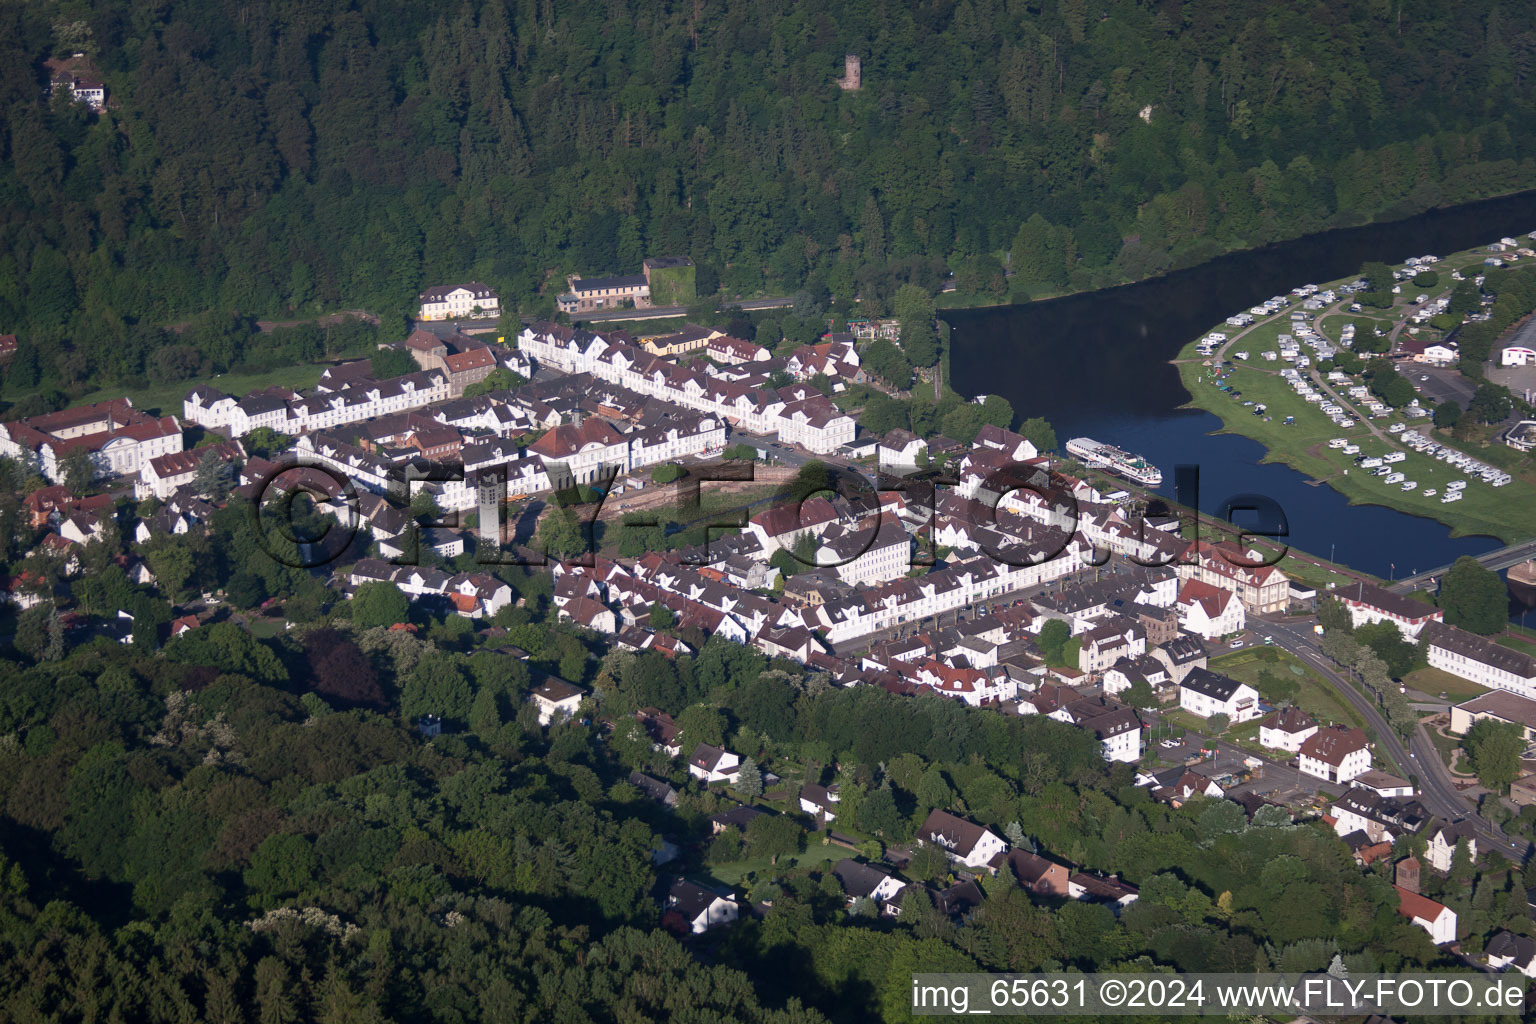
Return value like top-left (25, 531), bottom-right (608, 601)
top-left (1404, 664), bottom-right (1490, 702)
top-left (705, 844), bottom-right (844, 887)
top-left (1158, 708), bottom-right (1217, 738)
top-left (1424, 723), bottom-right (1472, 775)
top-left (68, 363), bottom-right (326, 418)
top-left (249, 617), bottom-right (288, 638)
top-left (1208, 649), bottom-right (1365, 728)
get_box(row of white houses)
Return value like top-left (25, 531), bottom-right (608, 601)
top-left (516, 323), bottom-right (856, 453)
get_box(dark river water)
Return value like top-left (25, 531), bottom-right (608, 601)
top-left (946, 189), bottom-right (1536, 583)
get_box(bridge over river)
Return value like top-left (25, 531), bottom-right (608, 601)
top-left (1387, 538), bottom-right (1536, 593)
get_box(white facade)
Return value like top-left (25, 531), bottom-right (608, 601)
top-left (1259, 720), bottom-right (1317, 753)
top-left (1424, 624), bottom-right (1536, 701)
top-left (1098, 723), bottom-right (1142, 763)
top-left (1299, 745), bottom-right (1370, 784)
top-left (1176, 585), bottom-right (1246, 639)
top-left (419, 284), bottom-right (499, 321)
top-left (1425, 828), bottom-right (1476, 873)
top-left (1179, 675), bottom-right (1259, 723)
top-left (1398, 888), bottom-right (1457, 945)
top-left (925, 828), bottom-right (1006, 871)
top-left (517, 325), bottom-right (854, 454)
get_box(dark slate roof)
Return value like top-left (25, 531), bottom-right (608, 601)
top-left (1179, 667), bottom-right (1246, 701)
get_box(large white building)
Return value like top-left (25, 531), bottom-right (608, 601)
top-left (135, 440), bottom-right (245, 500)
top-left (1423, 621), bottom-right (1536, 700)
top-left (1335, 581), bottom-right (1443, 639)
top-left (815, 519), bottom-right (913, 586)
top-left (0, 398), bottom-right (183, 483)
top-left (418, 283), bottom-right (499, 321)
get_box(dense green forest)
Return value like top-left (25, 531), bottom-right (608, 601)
top-left (8, 0), bottom-right (1536, 395)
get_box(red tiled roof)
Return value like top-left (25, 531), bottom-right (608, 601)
top-left (1177, 578), bottom-right (1234, 619)
top-left (1300, 724), bottom-right (1368, 766)
top-left (1395, 884), bottom-right (1450, 925)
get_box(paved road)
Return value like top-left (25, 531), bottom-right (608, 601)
top-left (1390, 538), bottom-right (1536, 593)
top-left (1256, 615), bottom-right (1531, 863)
top-left (573, 296), bottom-right (795, 324)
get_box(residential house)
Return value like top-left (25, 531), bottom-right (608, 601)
top-left (663, 880), bottom-right (738, 935)
top-left (688, 743), bottom-right (742, 784)
top-left (833, 859), bottom-right (906, 911)
top-left (1178, 668), bottom-right (1259, 722)
top-left (629, 771), bottom-right (678, 807)
top-left (1259, 707), bottom-right (1318, 753)
top-left (529, 677), bottom-right (586, 725)
top-left (1068, 871), bottom-right (1140, 911)
top-left (1298, 725), bottom-right (1371, 784)
top-left (1077, 618), bottom-right (1147, 675)
top-left (815, 518), bottom-right (912, 587)
top-left (1177, 540), bottom-right (1292, 614)
top-left (710, 804), bottom-right (765, 835)
top-left (1102, 654), bottom-right (1170, 698)
top-left (637, 708), bottom-right (682, 757)
top-left (1486, 931), bottom-right (1536, 977)
top-left (971, 424), bottom-right (1039, 463)
top-left (1004, 850), bottom-right (1071, 897)
top-left (1425, 820), bottom-right (1477, 873)
top-left (878, 429), bottom-right (928, 473)
top-left (1328, 790), bottom-right (1431, 845)
top-left (916, 809), bottom-right (1007, 871)
top-left (1174, 579), bottom-right (1245, 639)
top-left (44, 53), bottom-right (105, 110)
top-left (182, 386), bottom-right (237, 430)
top-left (1150, 636), bottom-right (1207, 685)
top-left (799, 783), bottom-right (840, 824)
top-left (559, 596), bottom-right (619, 634)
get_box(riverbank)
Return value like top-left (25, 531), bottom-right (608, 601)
top-left (932, 184), bottom-right (1536, 316)
top-left (1171, 240), bottom-right (1536, 544)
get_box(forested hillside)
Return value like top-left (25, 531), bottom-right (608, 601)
top-left (7, 0), bottom-right (1536, 374)
top-left (0, 600), bottom-right (1502, 1024)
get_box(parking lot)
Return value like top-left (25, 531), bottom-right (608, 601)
top-left (1489, 360), bottom-right (1536, 405)
top-left (1413, 362), bottom-right (1477, 409)
top-left (1149, 725), bottom-right (1343, 808)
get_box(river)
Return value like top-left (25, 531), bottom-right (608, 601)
top-left (944, 189), bottom-right (1536, 581)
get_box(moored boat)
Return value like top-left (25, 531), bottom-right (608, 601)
top-left (1065, 437), bottom-right (1163, 487)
